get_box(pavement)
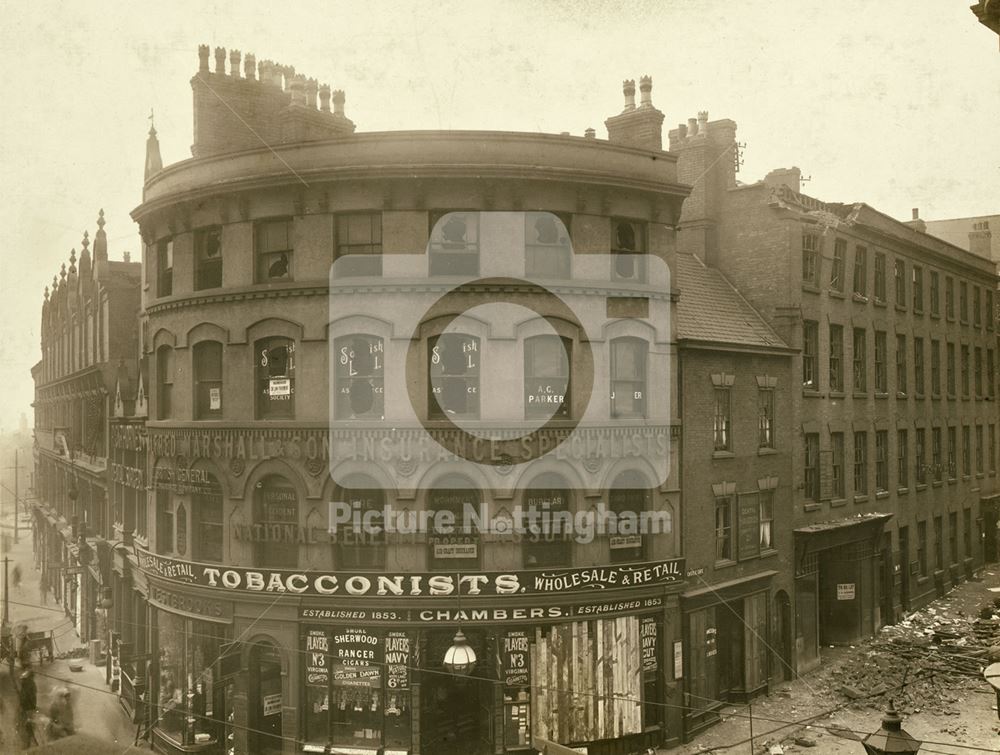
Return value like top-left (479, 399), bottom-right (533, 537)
top-left (0, 508), bottom-right (149, 752)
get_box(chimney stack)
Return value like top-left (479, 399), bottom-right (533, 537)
top-left (214, 46), bottom-right (226, 74)
top-left (970, 220), bottom-right (992, 259)
top-left (333, 90), bottom-right (346, 117)
top-left (319, 84), bottom-right (331, 112)
top-left (244, 53), bottom-right (256, 80)
top-left (904, 206), bottom-right (927, 234)
top-left (198, 44), bottom-right (210, 73)
top-left (605, 75), bottom-right (664, 151)
top-left (584, 127), bottom-right (596, 139)
top-left (763, 167), bottom-right (802, 194)
top-left (229, 49), bottom-right (241, 78)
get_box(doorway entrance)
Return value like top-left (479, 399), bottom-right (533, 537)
top-left (248, 642), bottom-right (283, 755)
top-left (984, 508), bottom-right (999, 564)
top-left (773, 591), bottom-right (792, 681)
top-left (421, 631), bottom-right (493, 755)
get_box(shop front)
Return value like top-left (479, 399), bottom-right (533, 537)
top-left (680, 572), bottom-right (775, 740)
top-left (793, 514), bottom-right (892, 673)
top-left (134, 548), bottom-right (686, 755)
top-left (146, 578), bottom-right (235, 754)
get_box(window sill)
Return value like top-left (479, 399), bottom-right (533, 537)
top-left (830, 497), bottom-right (847, 508)
top-left (828, 290), bottom-right (846, 299)
top-left (896, 487), bottom-right (909, 495)
top-left (874, 299), bottom-right (887, 308)
top-left (976, 473), bottom-right (985, 480)
top-left (917, 575), bottom-right (930, 586)
top-left (829, 390), bottom-right (846, 399)
top-left (963, 475), bottom-right (972, 482)
top-left (948, 478), bottom-right (958, 485)
top-left (804, 502), bottom-right (822, 512)
top-left (931, 393), bottom-right (941, 400)
top-left (946, 316), bottom-right (955, 323)
top-left (930, 313), bottom-right (941, 320)
top-left (853, 293), bottom-right (869, 303)
top-left (803, 389), bottom-right (823, 398)
top-left (712, 450), bottom-right (735, 460)
top-left (947, 394), bottom-right (957, 401)
top-left (854, 495), bottom-right (869, 504)
top-left (802, 283), bottom-right (821, 294)
top-left (914, 309), bottom-right (924, 317)
top-left (875, 392), bottom-right (889, 400)
top-left (875, 491), bottom-right (890, 500)
top-left (714, 559), bottom-right (737, 570)
top-left (990, 471), bottom-right (997, 478)
top-left (759, 549), bottom-right (779, 560)
top-left (932, 481), bottom-right (943, 488)
top-left (896, 392), bottom-right (908, 400)
top-left (757, 448), bottom-right (778, 456)
top-left (895, 304), bottom-right (907, 313)
top-left (914, 393), bottom-right (926, 400)
top-left (933, 569), bottom-right (946, 580)
top-left (916, 483), bottom-right (928, 492)
top-left (853, 391), bottom-right (869, 399)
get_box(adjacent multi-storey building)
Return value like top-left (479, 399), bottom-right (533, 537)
top-left (31, 212), bottom-right (141, 644)
top-left (670, 114), bottom-right (1000, 674)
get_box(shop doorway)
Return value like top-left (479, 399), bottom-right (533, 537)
top-left (421, 631), bottom-right (493, 755)
top-left (248, 642), bottom-right (283, 755)
top-left (818, 552), bottom-right (860, 646)
top-left (984, 509), bottom-right (999, 563)
top-left (773, 591), bottom-right (792, 682)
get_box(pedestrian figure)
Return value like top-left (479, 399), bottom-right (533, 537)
top-left (11, 563), bottom-right (22, 593)
top-left (18, 668), bottom-right (38, 748)
top-left (39, 571), bottom-right (48, 605)
top-left (46, 687), bottom-right (75, 740)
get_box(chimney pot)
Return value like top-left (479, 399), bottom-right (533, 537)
top-left (584, 127), bottom-right (596, 139)
top-left (123, 251), bottom-right (131, 263)
top-left (912, 208), bottom-right (919, 220)
top-left (306, 77), bottom-right (319, 109)
top-left (332, 89), bottom-right (346, 116)
top-left (289, 75), bottom-right (307, 106)
top-left (319, 84), bottom-right (331, 112)
top-left (244, 53), bottom-right (256, 80)
top-left (622, 79), bottom-right (636, 111)
top-left (198, 44), bottom-right (210, 73)
top-left (687, 117), bottom-right (698, 137)
top-left (214, 46), bottom-right (226, 74)
top-left (639, 75), bottom-right (652, 107)
top-left (229, 49), bottom-right (241, 78)
top-left (697, 111), bottom-right (709, 136)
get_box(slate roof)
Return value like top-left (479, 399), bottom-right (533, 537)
top-left (674, 252), bottom-right (790, 350)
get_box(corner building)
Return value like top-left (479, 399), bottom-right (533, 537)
top-left (132, 48), bottom-right (690, 755)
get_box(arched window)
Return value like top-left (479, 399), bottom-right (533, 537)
top-left (193, 341), bottom-right (223, 420)
top-left (428, 333), bottom-right (479, 420)
top-left (428, 481), bottom-right (480, 570)
top-left (335, 335), bottom-right (384, 419)
top-left (524, 335), bottom-right (571, 419)
top-left (254, 475), bottom-right (298, 568)
top-left (333, 480), bottom-right (385, 569)
top-left (195, 473), bottom-right (224, 563)
top-left (610, 337), bottom-right (648, 418)
top-left (255, 337), bottom-right (295, 419)
top-left (608, 470), bottom-right (651, 564)
top-left (522, 473), bottom-right (572, 567)
top-left (194, 226), bottom-right (223, 290)
top-left (156, 345), bottom-right (173, 420)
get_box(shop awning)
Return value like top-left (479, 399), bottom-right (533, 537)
top-left (794, 513), bottom-right (892, 560)
top-left (681, 570), bottom-right (778, 610)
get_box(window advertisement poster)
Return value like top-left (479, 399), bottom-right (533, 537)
top-left (501, 630), bottom-right (531, 688)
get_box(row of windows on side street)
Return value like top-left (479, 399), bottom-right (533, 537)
top-left (802, 322), bottom-right (996, 398)
top-left (803, 424), bottom-right (997, 501)
top-left (153, 213), bottom-right (649, 296)
top-left (801, 231), bottom-right (996, 331)
top-left (156, 334), bottom-right (650, 421)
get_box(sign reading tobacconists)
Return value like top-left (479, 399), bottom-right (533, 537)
top-left (135, 547), bottom-right (684, 598)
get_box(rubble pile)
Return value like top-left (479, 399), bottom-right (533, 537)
top-left (818, 603), bottom-right (1000, 716)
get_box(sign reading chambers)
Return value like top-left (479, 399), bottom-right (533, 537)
top-left (135, 548), bottom-right (683, 598)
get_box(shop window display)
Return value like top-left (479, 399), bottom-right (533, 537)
top-left (155, 609), bottom-right (226, 746)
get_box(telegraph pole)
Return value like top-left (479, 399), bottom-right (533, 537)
top-left (2, 556), bottom-right (8, 624)
top-left (3, 449), bottom-right (27, 544)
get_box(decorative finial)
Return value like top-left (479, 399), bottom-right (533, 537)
top-left (81, 230), bottom-right (89, 253)
top-left (44, 285), bottom-right (49, 301)
top-left (97, 208), bottom-right (105, 231)
top-left (60, 262), bottom-right (66, 280)
top-left (148, 108), bottom-right (156, 136)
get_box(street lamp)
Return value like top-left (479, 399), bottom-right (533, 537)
top-left (861, 700), bottom-right (922, 755)
top-left (443, 630), bottom-right (477, 676)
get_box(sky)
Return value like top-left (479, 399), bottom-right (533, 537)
top-left (0, 0), bottom-right (997, 433)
